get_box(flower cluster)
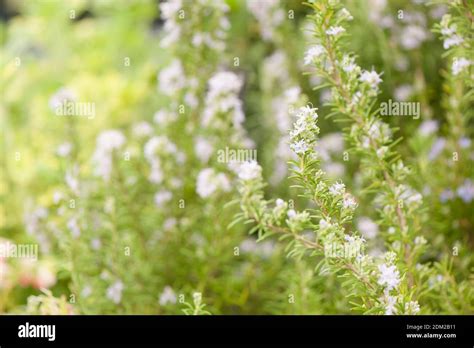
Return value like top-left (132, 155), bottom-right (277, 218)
top-left (92, 130), bottom-right (126, 182)
top-left (289, 106), bottom-right (319, 155)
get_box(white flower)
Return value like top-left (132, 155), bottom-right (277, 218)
top-left (67, 218), bottom-right (80, 238)
top-left (35, 264), bottom-right (57, 289)
top-left (452, 57), bottom-right (471, 75)
top-left (443, 34), bottom-right (463, 49)
top-left (246, 0), bottom-right (284, 41)
top-left (65, 165), bottom-right (79, 194)
top-left (56, 142), bottom-right (72, 157)
top-left (340, 55), bottom-right (358, 73)
top-left (284, 86), bottom-right (301, 104)
top-left (154, 110), bottom-right (177, 125)
top-left (95, 130), bottom-right (126, 153)
top-left (326, 26), bottom-right (345, 36)
top-left (149, 162), bottom-right (164, 184)
top-left (357, 217), bottom-right (378, 239)
top-left (163, 217), bottom-right (177, 231)
top-left (159, 286), bottom-right (177, 306)
top-left (339, 8), bottom-right (353, 21)
top-left (439, 189), bottom-right (454, 203)
top-left (132, 121), bottom-right (153, 138)
top-left (92, 130), bottom-right (126, 182)
top-left (238, 160), bottom-right (262, 181)
top-left (287, 210), bottom-right (309, 222)
top-left (196, 168), bottom-right (231, 198)
top-left (81, 285), bottom-right (92, 298)
top-left (275, 198), bottom-right (285, 207)
top-left (154, 190), bottom-right (173, 207)
top-left (342, 195), bottom-right (357, 210)
top-left (144, 136), bottom-right (177, 162)
top-left (384, 295), bottom-right (397, 315)
top-left (329, 182), bottom-right (345, 196)
top-left (405, 301), bottom-right (420, 314)
top-left (400, 25), bottom-right (428, 49)
top-left (287, 209), bottom-right (296, 218)
top-left (91, 238), bottom-right (102, 250)
top-left (49, 87), bottom-right (76, 111)
top-left (194, 137), bottom-right (214, 163)
top-left (394, 84), bottom-right (414, 102)
top-left (202, 71), bottom-right (244, 129)
top-left (377, 263), bottom-right (400, 291)
top-left (376, 146), bottom-right (388, 159)
top-left (304, 45), bottom-right (324, 65)
top-left (160, 0), bottom-right (182, 19)
top-left (290, 139), bottom-right (309, 154)
top-left (459, 137), bottom-right (471, 149)
top-left (319, 218), bottom-right (331, 230)
top-left (457, 179), bottom-right (474, 203)
top-left (359, 70), bottom-right (382, 89)
top-left (106, 281), bottom-right (124, 304)
top-left (414, 236), bottom-right (427, 245)
top-left (428, 137), bottom-right (446, 161)
top-left (158, 60), bottom-right (186, 96)
top-left (418, 120), bottom-right (438, 137)
top-left (441, 24), bottom-right (456, 37)
top-left (208, 71), bottom-right (242, 97)
top-left (399, 186), bottom-right (423, 205)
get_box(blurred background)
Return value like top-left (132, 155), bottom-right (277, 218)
top-left (0, 0), bottom-right (472, 314)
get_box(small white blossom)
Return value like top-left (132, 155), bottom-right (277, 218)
top-left (428, 137), bottom-right (446, 161)
top-left (238, 160), bottom-right (262, 181)
top-left (326, 26), bottom-right (345, 36)
top-left (359, 70), bottom-right (382, 90)
top-left (154, 110), bottom-right (177, 125)
top-left (405, 301), bottom-right (420, 314)
top-left (106, 281), bottom-right (124, 304)
top-left (418, 120), bottom-right (438, 137)
top-left (319, 218), bottom-right (331, 230)
top-left (457, 179), bottom-right (474, 203)
top-left (196, 168), bottom-right (231, 198)
top-left (443, 34), bottom-right (463, 49)
top-left (290, 139), bottom-right (309, 154)
top-left (452, 57), bottom-right (471, 75)
top-left (159, 286), bottom-right (177, 306)
top-left (67, 218), bottom-right (80, 238)
top-left (158, 60), bottom-right (186, 96)
top-left (339, 8), bottom-right (353, 21)
top-left (400, 25), bottom-right (428, 49)
top-left (275, 198), bottom-right (285, 207)
top-left (459, 137), bottom-right (471, 149)
top-left (384, 295), bottom-right (397, 315)
top-left (329, 182), bottom-right (345, 196)
top-left (154, 190), bottom-right (173, 207)
top-left (342, 195), bottom-right (357, 210)
top-left (132, 121), bottom-right (153, 138)
top-left (56, 142), bottom-right (72, 157)
top-left (194, 137), bottom-right (214, 163)
top-left (304, 45), bottom-right (324, 65)
top-left (92, 130), bottom-right (126, 182)
top-left (377, 263), bottom-right (400, 291)
top-left (357, 217), bottom-right (378, 239)
top-left (394, 84), bottom-right (414, 102)
top-left (49, 87), bottom-right (76, 111)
